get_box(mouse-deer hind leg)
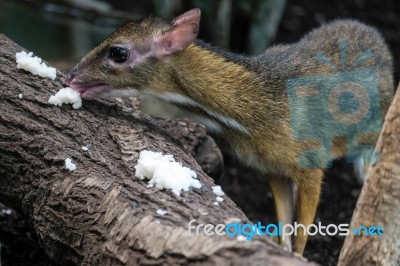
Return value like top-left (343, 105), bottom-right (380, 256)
top-left (293, 168), bottom-right (324, 255)
top-left (268, 176), bottom-right (295, 252)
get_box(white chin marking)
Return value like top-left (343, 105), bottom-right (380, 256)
top-left (158, 92), bottom-right (249, 134)
top-left (102, 88), bottom-right (141, 98)
top-left (191, 115), bottom-right (223, 133)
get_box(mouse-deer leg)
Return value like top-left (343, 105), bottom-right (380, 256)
top-left (293, 168), bottom-right (323, 254)
top-left (268, 176), bottom-right (295, 252)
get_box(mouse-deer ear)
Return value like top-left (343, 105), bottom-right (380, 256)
top-left (172, 8), bottom-right (201, 26)
top-left (152, 8), bottom-right (201, 58)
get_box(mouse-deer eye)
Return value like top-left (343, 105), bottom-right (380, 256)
top-left (109, 47), bottom-right (129, 63)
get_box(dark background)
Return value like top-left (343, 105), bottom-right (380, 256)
top-left (0, 0), bottom-right (398, 265)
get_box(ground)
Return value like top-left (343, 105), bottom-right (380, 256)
top-left (1, 0), bottom-right (399, 265)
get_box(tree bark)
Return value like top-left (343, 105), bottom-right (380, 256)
top-left (338, 83), bottom-right (400, 266)
top-left (0, 35), bottom-right (315, 265)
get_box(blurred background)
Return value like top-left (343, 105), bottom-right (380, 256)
top-left (1, 0), bottom-right (399, 80)
top-left (0, 1), bottom-right (399, 265)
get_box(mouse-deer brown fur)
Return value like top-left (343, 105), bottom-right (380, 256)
top-left (66, 8), bottom-right (394, 254)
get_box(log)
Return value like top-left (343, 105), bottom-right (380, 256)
top-left (338, 83), bottom-right (400, 266)
top-left (0, 34), bottom-right (315, 265)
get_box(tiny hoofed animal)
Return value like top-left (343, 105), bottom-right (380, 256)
top-left (66, 8), bottom-right (394, 254)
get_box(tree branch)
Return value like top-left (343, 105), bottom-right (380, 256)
top-left (338, 83), bottom-right (400, 266)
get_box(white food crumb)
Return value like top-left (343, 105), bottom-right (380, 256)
top-left (18, 94), bottom-right (23, 99)
top-left (65, 158), bottom-right (76, 171)
top-left (213, 201), bottom-right (219, 206)
top-left (237, 235), bottom-right (247, 241)
top-left (156, 209), bottom-right (168, 216)
top-left (15, 51), bottom-right (57, 80)
top-left (48, 87), bottom-right (82, 109)
top-left (1, 209), bottom-right (12, 215)
top-left (82, 146), bottom-right (89, 151)
top-left (212, 185), bottom-right (225, 197)
top-left (135, 150), bottom-right (201, 196)
top-left (216, 196), bottom-right (224, 202)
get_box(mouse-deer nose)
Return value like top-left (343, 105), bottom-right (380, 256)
top-left (65, 72), bottom-right (75, 85)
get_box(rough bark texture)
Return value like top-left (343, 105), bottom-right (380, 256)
top-left (0, 35), bottom-right (316, 266)
top-left (338, 83), bottom-right (400, 266)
